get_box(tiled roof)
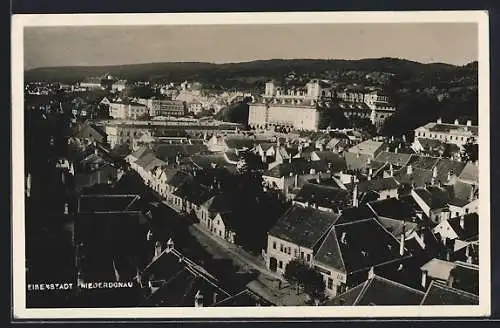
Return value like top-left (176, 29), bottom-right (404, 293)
top-left (355, 177), bottom-right (399, 193)
top-left (374, 151), bottom-right (413, 167)
top-left (327, 275), bottom-right (425, 306)
top-left (434, 159), bottom-right (467, 184)
top-left (412, 187), bottom-right (450, 210)
top-left (408, 156), bottom-right (439, 170)
top-left (269, 205), bottom-right (339, 249)
top-left (393, 167), bottom-right (433, 188)
top-left (425, 122), bottom-right (478, 136)
top-left (452, 261), bottom-right (479, 295)
top-left (344, 152), bottom-right (372, 171)
top-left (77, 194), bottom-right (141, 213)
top-left (173, 181), bottom-right (214, 206)
top-left (74, 163), bottom-right (118, 191)
top-left (368, 197), bottom-right (417, 221)
top-left (420, 281), bottom-right (479, 305)
top-left (335, 205), bottom-right (376, 225)
top-left (166, 170), bottom-right (193, 188)
top-left (141, 247), bottom-right (230, 307)
top-left (293, 183), bottom-right (350, 210)
top-left (151, 143), bottom-right (208, 162)
top-left (377, 217), bottom-right (418, 240)
top-left (315, 218), bottom-right (404, 274)
top-left (348, 140), bottom-right (384, 156)
top-left (134, 153), bottom-right (159, 170)
top-left (458, 162), bottom-right (479, 184)
top-left (264, 159), bottom-right (311, 178)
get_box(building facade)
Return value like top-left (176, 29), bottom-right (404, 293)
top-left (413, 118), bottom-right (478, 147)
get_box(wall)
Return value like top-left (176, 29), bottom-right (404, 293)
top-left (266, 235), bottom-right (314, 275)
top-left (313, 262), bottom-right (347, 297)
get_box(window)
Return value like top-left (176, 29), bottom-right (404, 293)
top-left (465, 208), bottom-right (470, 214)
top-left (327, 278), bottom-right (333, 290)
top-left (456, 212), bottom-right (459, 217)
top-left (288, 247), bottom-right (291, 255)
top-left (294, 249), bottom-right (298, 257)
top-left (273, 241), bottom-right (277, 249)
top-left (301, 252), bottom-right (304, 259)
top-left (278, 261), bottom-right (283, 269)
top-left (306, 254), bottom-right (311, 262)
top-left (280, 244), bottom-right (284, 252)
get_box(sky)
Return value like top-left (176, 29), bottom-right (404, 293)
top-left (23, 23), bottom-right (478, 70)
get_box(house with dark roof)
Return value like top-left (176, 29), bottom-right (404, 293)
top-left (266, 205), bottom-right (339, 275)
top-left (412, 138), bottom-right (461, 159)
top-left (140, 239), bottom-right (232, 307)
top-left (367, 197), bottom-right (420, 240)
top-left (432, 213), bottom-right (478, 247)
top-left (373, 151), bottom-right (413, 167)
top-left (345, 177), bottom-right (399, 205)
top-left (75, 121), bottom-right (107, 145)
top-left (74, 162), bottom-right (120, 192)
top-left (326, 273), bottom-right (425, 306)
top-left (411, 186), bottom-right (451, 224)
top-left (73, 194), bottom-right (148, 284)
top-left (213, 289), bottom-right (274, 307)
top-left (292, 183), bottom-right (350, 213)
top-left (164, 170), bottom-right (194, 209)
top-left (458, 162), bottom-right (479, 185)
top-left (313, 217), bottom-right (409, 297)
top-left (420, 280), bottom-right (478, 305)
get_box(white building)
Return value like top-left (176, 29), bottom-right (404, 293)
top-left (413, 118), bottom-right (478, 148)
top-left (108, 101), bottom-right (148, 120)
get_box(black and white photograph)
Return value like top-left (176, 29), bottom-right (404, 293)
top-left (12, 11), bottom-right (490, 319)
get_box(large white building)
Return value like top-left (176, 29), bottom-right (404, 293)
top-left (108, 101), bottom-right (148, 120)
top-left (413, 118), bottom-right (478, 148)
top-left (248, 80), bottom-right (324, 131)
top-left (248, 80), bottom-right (397, 131)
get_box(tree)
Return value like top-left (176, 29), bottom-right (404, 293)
top-left (283, 259), bottom-right (325, 302)
top-left (460, 138), bottom-right (479, 163)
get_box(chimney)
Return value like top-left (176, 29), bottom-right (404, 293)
top-left (454, 119), bottom-right (459, 125)
top-left (154, 241), bottom-right (162, 258)
top-left (469, 186), bottom-right (475, 201)
top-left (340, 232), bottom-right (347, 244)
top-left (64, 203), bottom-right (69, 215)
top-left (437, 118), bottom-right (442, 124)
top-left (447, 269), bottom-right (455, 288)
top-left (467, 120), bottom-right (472, 127)
top-left (399, 228), bottom-right (405, 256)
top-left (166, 238), bottom-right (174, 252)
top-left (316, 172), bottom-right (321, 184)
top-left (194, 290), bottom-right (204, 307)
top-left (368, 167), bottom-right (373, 180)
top-left (421, 270), bottom-right (428, 289)
top-left (213, 292), bottom-right (218, 305)
top-left (94, 148), bottom-right (98, 155)
top-left (146, 229), bottom-right (153, 241)
top-left (368, 266), bottom-right (375, 279)
top-left (394, 147), bottom-right (398, 154)
top-left (389, 163), bottom-right (394, 177)
top-left (352, 183), bottom-right (358, 207)
top-left (460, 215), bottom-right (465, 229)
top-left (406, 164), bottom-right (413, 175)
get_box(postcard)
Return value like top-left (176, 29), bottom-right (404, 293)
top-left (11, 11), bottom-right (490, 319)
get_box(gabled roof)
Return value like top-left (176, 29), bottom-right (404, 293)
top-left (412, 186), bottom-right (450, 210)
top-left (264, 159), bottom-right (311, 178)
top-left (269, 205), bottom-right (339, 249)
top-left (408, 155), bottom-right (440, 170)
top-left (344, 152), bottom-right (372, 171)
top-left (458, 162), bottom-right (479, 184)
top-left (173, 181), bottom-right (214, 206)
top-left (166, 170), bottom-right (193, 188)
top-left (355, 177), bottom-right (399, 193)
top-left (293, 183), bottom-right (350, 210)
top-left (327, 275), bottom-right (425, 306)
top-left (77, 194), bottom-right (142, 213)
top-left (393, 167), bottom-right (433, 188)
top-left (420, 281), bottom-right (479, 305)
top-left (141, 246), bottom-right (231, 307)
top-left (133, 152), bottom-right (159, 170)
top-left (348, 140), bottom-right (384, 156)
top-left (130, 146), bottom-right (153, 161)
top-left (315, 218), bottom-right (404, 274)
top-left (74, 163), bottom-right (118, 191)
top-left (447, 213), bottom-right (479, 241)
top-left (335, 205), bottom-right (376, 225)
top-left (452, 261), bottom-right (479, 295)
top-left (434, 159), bottom-right (467, 184)
top-left (368, 197), bottom-right (417, 221)
top-left (202, 193), bottom-right (232, 214)
top-left (374, 151), bottom-right (413, 167)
